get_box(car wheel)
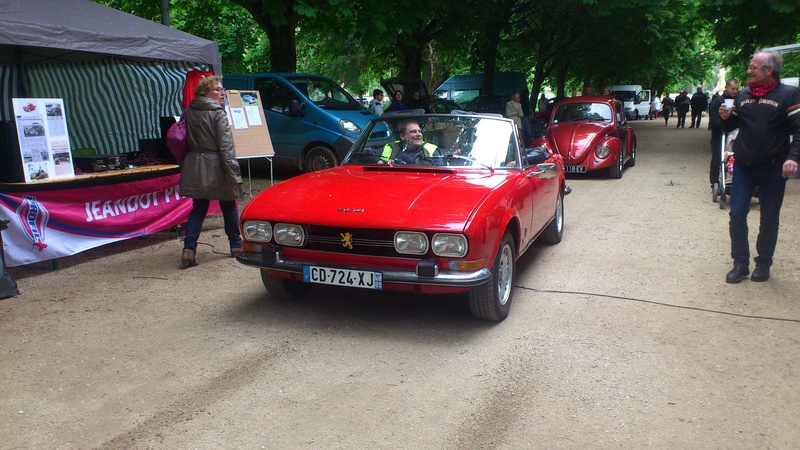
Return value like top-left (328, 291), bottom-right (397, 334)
top-left (468, 232), bottom-right (515, 321)
top-left (304, 146), bottom-right (338, 172)
top-left (260, 269), bottom-right (310, 299)
top-left (609, 149), bottom-right (623, 179)
top-left (540, 189), bottom-right (564, 244)
top-left (626, 138), bottom-right (637, 167)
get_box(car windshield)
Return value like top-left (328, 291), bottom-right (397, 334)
top-left (613, 91), bottom-right (635, 102)
top-left (344, 114), bottom-right (521, 169)
top-left (287, 76), bottom-right (363, 110)
top-left (551, 102), bottom-right (613, 124)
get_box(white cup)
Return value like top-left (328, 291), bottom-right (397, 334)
top-left (724, 99), bottom-right (734, 109)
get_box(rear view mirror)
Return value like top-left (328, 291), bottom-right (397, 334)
top-left (523, 148), bottom-right (549, 166)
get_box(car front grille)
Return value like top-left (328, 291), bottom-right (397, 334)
top-left (305, 225), bottom-right (400, 257)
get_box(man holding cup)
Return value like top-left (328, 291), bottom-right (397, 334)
top-left (719, 50), bottom-right (800, 283)
top-left (708, 78), bottom-right (739, 189)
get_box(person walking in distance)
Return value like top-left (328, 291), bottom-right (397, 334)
top-left (689, 87), bottom-right (708, 128)
top-left (674, 90), bottom-right (690, 128)
top-left (707, 79), bottom-right (739, 189)
top-left (719, 50), bottom-right (800, 283)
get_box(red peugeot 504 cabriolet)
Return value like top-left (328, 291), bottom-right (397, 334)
top-left (237, 111), bottom-right (567, 321)
top-left (539, 96), bottom-right (636, 178)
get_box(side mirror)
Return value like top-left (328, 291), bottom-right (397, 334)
top-left (289, 99), bottom-right (305, 117)
top-left (523, 148), bottom-right (550, 166)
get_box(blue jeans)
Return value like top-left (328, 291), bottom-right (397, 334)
top-left (729, 161), bottom-right (787, 268)
top-left (183, 199), bottom-right (242, 252)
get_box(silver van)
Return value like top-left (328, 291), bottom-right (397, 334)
top-left (433, 72), bottom-right (530, 115)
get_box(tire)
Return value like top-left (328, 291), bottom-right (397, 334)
top-left (468, 232), bottom-right (515, 321)
top-left (304, 146), bottom-right (338, 172)
top-left (712, 182), bottom-right (719, 203)
top-left (719, 192), bottom-right (726, 209)
top-left (540, 190), bottom-right (564, 244)
top-left (261, 269), bottom-right (310, 299)
top-left (626, 138), bottom-right (636, 167)
top-left (609, 149), bottom-right (623, 179)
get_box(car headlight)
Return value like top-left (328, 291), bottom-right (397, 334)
top-left (273, 223), bottom-right (305, 246)
top-left (395, 231), bottom-right (429, 255)
top-left (340, 119), bottom-right (361, 134)
top-left (243, 221), bottom-right (272, 242)
top-left (596, 143), bottom-right (611, 159)
top-left (432, 233), bottom-right (468, 257)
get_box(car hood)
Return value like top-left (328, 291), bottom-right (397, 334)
top-left (548, 122), bottom-right (610, 160)
top-left (242, 166), bottom-right (509, 231)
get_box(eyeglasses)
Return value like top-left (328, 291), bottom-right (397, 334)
top-left (214, 87), bottom-right (226, 92)
top-left (748, 65), bottom-right (767, 71)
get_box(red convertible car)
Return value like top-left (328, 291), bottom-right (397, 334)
top-left (537, 96), bottom-right (636, 178)
top-left (237, 112), bottom-right (567, 321)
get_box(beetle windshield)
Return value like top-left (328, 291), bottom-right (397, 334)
top-left (345, 114), bottom-right (521, 169)
top-left (551, 102), bottom-right (613, 124)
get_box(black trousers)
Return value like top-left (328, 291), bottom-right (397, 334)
top-left (676, 110), bottom-right (688, 127)
top-left (691, 109), bottom-right (703, 127)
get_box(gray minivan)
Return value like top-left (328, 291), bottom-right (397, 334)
top-left (433, 72), bottom-right (530, 115)
top-left (223, 73), bottom-right (379, 171)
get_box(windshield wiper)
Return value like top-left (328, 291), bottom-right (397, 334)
top-left (442, 154), bottom-right (494, 172)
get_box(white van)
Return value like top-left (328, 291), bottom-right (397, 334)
top-left (610, 85), bottom-right (651, 120)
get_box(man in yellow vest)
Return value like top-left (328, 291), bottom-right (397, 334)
top-left (381, 120), bottom-right (442, 165)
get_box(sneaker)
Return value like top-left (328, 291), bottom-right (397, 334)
top-left (725, 265), bottom-right (749, 283)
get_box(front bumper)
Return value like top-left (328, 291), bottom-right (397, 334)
top-left (236, 246), bottom-right (492, 288)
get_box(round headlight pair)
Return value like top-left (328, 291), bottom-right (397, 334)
top-left (394, 232), bottom-right (467, 257)
top-left (243, 221), bottom-right (305, 246)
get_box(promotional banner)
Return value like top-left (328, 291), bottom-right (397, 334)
top-left (0, 174), bottom-right (202, 267)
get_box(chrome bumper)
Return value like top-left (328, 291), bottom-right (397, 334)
top-left (236, 247), bottom-right (492, 288)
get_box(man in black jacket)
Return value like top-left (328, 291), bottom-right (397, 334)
top-left (719, 50), bottom-right (800, 283)
top-left (689, 87), bottom-right (708, 128)
top-left (674, 91), bottom-right (690, 128)
top-left (707, 79), bottom-right (739, 187)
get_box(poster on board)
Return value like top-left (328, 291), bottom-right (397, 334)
top-left (225, 90), bottom-right (274, 159)
top-left (12, 98), bottom-right (75, 183)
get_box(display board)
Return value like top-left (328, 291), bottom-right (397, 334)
top-left (225, 90), bottom-right (274, 159)
top-left (12, 98), bottom-right (75, 183)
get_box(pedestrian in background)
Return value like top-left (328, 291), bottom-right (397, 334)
top-left (369, 89), bottom-right (384, 116)
top-left (707, 78), bottom-right (739, 188)
top-left (674, 90), bottom-right (690, 128)
top-left (661, 94), bottom-right (673, 126)
top-left (719, 50), bottom-right (800, 283)
top-left (689, 87), bottom-right (708, 128)
top-left (537, 93), bottom-right (548, 112)
top-left (385, 90), bottom-right (408, 112)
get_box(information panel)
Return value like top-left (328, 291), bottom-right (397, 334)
top-left (12, 98), bottom-right (75, 183)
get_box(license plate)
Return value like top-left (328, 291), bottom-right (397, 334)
top-left (303, 265), bottom-right (383, 290)
top-left (564, 165), bottom-right (587, 173)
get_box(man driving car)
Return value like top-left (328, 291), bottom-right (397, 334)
top-left (381, 120), bottom-right (442, 165)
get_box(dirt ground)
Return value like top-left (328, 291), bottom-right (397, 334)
top-left (2, 119), bottom-right (799, 449)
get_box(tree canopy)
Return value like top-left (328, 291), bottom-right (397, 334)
top-left (95, 0), bottom-right (799, 109)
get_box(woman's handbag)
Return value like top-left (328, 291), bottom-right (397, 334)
top-left (166, 109), bottom-right (188, 161)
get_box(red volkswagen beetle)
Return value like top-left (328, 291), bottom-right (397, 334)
top-left (236, 112), bottom-right (567, 321)
top-left (538, 96), bottom-right (636, 178)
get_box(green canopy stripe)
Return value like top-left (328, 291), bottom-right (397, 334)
top-left (27, 60), bottom-right (199, 155)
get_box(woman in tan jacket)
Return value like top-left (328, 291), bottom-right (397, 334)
top-left (179, 75), bottom-right (243, 268)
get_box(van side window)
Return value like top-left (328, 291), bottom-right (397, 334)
top-left (254, 78), bottom-right (300, 115)
top-left (616, 103), bottom-right (624, 122)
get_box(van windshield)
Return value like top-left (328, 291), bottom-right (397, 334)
top-left (613, 91), bottom-right (635, 102)
top-left (287, 76), bottom-right (363, 111)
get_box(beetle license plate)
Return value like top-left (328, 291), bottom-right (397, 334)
top-left (303, 265), bottom-right (383, 290)
top-left (564, 165), bottom-right (587, 173)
